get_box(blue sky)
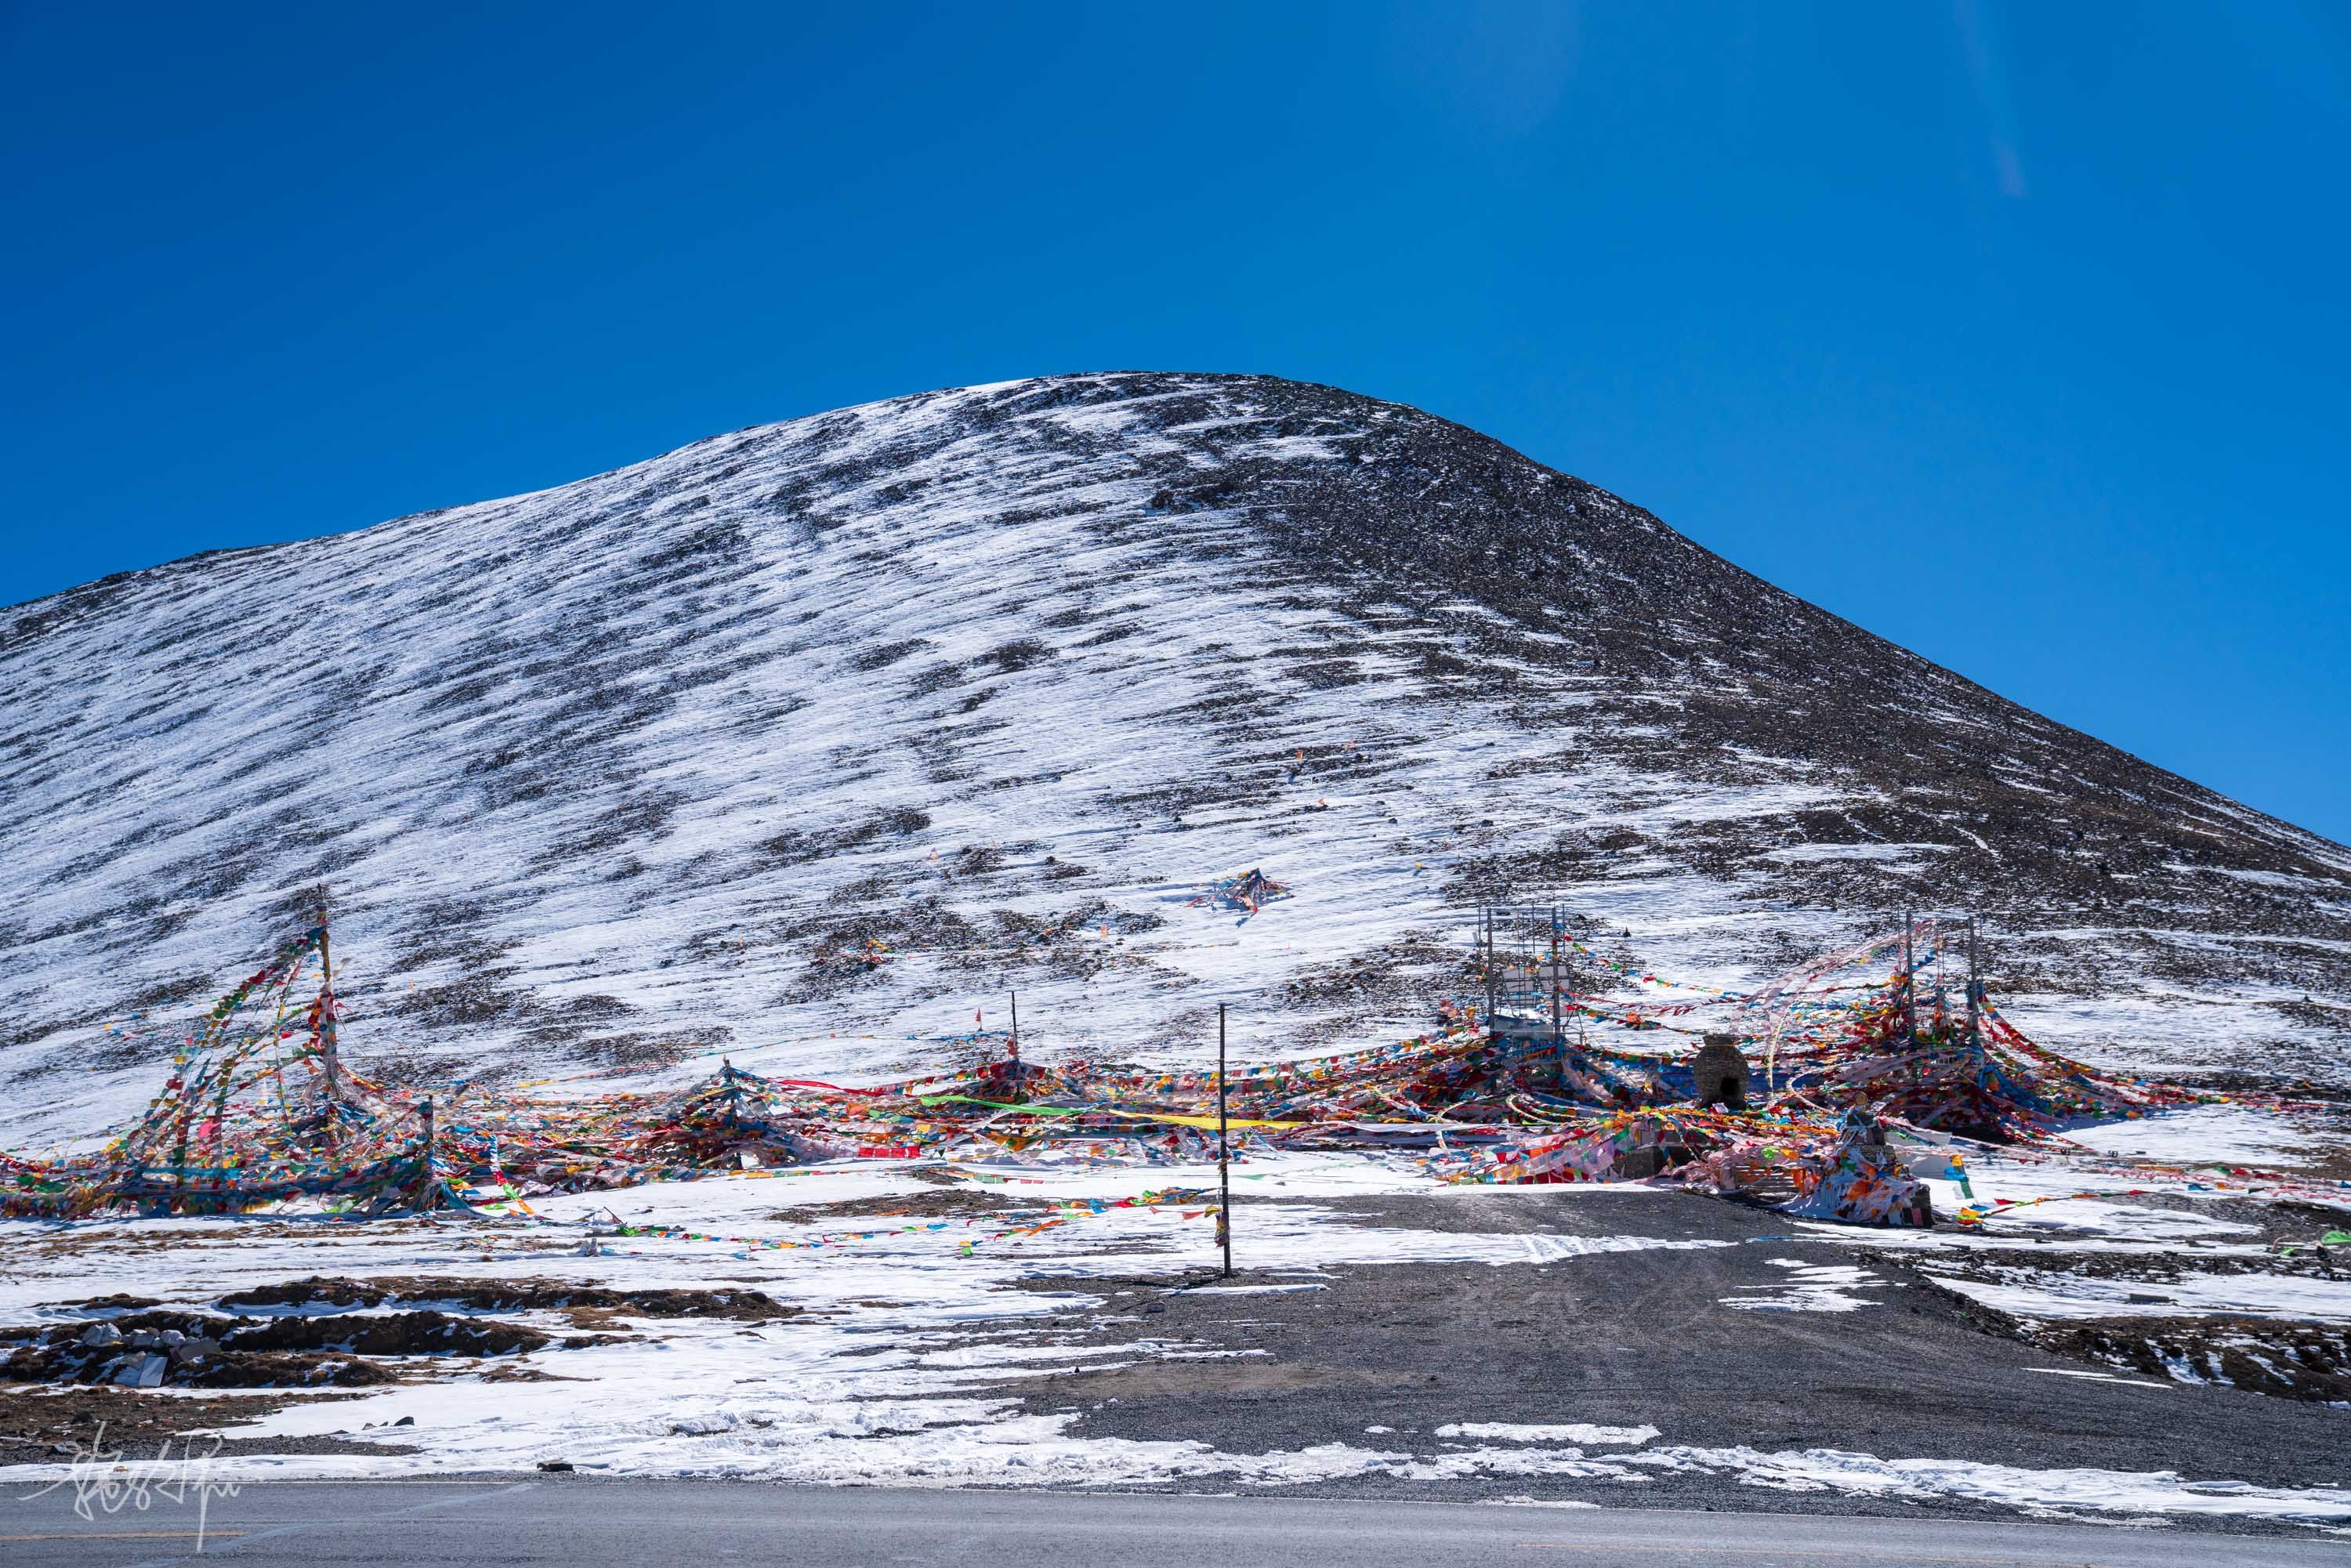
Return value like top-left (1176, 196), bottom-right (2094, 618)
top-left (4, 4), bottom-right (2346, 842)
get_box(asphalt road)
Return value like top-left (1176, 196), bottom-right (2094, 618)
top-left (3, 1480), bottom-right (2344, 1568)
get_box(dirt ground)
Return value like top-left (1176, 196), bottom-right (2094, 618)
top-left (0, 1384), bottom-right (404, 1465)
top-left (980, 1186), bottom-right (2351, 1537)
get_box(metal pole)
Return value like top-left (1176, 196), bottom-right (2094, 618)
top-left (211, 1070), bottom-right (231, 1210)
top-left (1562, 913), bottom-right (1575, 1034)
top-left (1926, 916), bottom-right (1940, 1036)
top-left (1966, 914), bottom-right (1981, 1049)
top-left (1549, 910), bottom-right (1563, 1048)
top-left (418, 1096), bottom-right (437, 1211)
top-left (1890, 912), bottom-right (1909, 1048)
top-left (1940, 918), bottom-right (1952, 1032)
top-left (1217, 1004), bottom-right (1232, 1279)
top-left (1483, 907), bottom-right (1496, 1037)
top-left (1546, 910), bottom-right (1564, 1087)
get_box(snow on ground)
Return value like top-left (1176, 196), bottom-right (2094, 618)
top-left (1805, 1113), bottom-right (2346, 1262)
top-left (1435, 1422), bottom-right (1660, 1444)
top-left (1622, 1447), bottom-right (2351, 1523)
top-left (1925, 1268), bottom-right (2351, 1325)
top-left (1903, 1139), bottom-right (2273, 1244)
top-left (1719, 1258), bottom-right (1883, 1313)
top-left (1937, 1192), bottom-right (2259, 1247)
top-left (1991, 980), bottom-right (2346, 1087)
top-left (2063, 1105), bottom-right (2324, 1168)
top-left (2027, 1367), bottom-right (2176, 1390)
top-left (1818, 1225), bottom-right (2271, 1258)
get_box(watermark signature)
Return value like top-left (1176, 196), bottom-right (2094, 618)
top-left (22, 1422), bottom-right (241, 1552)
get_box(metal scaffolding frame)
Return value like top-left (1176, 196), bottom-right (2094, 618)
top-left (1476, 902), bottom-right (1571, 1049)
top-left (1896, 910), bottom-right (1986, 1052)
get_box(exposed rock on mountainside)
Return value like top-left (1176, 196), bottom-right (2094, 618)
top-left (4, 372), bottom-right (2346, 1139)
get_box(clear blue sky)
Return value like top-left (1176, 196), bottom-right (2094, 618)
top-left (4, 4), bottom-right (2346, 842)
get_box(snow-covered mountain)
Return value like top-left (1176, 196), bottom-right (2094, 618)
top-left (6, 372), bottom-right (2348, 1142)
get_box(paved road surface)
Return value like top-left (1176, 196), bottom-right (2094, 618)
top-left (2, 1480), bottom-right (2338, 1568)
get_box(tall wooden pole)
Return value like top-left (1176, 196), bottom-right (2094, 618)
top-left (1009, 990), bottom-right (1020, 1049)
top-left (1217, 1003), bottom-right (1232, 1279)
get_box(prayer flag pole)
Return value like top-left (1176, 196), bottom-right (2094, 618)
top-left (1217, 1002), bottom-right (1233, 1278)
